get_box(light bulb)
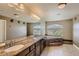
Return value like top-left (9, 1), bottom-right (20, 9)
top-left (58, 3), bottom-right (67, 9)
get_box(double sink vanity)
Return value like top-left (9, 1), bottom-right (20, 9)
top-left (0, 36), bottom-right (46, 56)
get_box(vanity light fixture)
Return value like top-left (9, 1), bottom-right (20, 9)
top-left (58, 3), bottom-right (67, 9)
top-left (17, 21), bottom-right (20, 24)
top-left (23, 22), bottom-right (25, 24)
top-left (10, 19), bottom-right (14, 22)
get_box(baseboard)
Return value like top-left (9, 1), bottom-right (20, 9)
top-left (73, 44), bottom-right (79, 50)
top-left (63, 39), bottom-right (73, 42)
top-left (63, 39), bottom-right (73, 44)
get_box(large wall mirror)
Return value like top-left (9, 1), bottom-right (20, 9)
top-left (32, 23), bottom-right (42, 36)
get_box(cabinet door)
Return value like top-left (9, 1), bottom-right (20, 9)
top-left (36, 45), bottom-right (40, 56)
top-left (26, 49), bottom-right (35, 56)
top-left (36, 41), bottom-right (41, 56)
top-left (40, 40), bottom-right (44, 53)
top-left (43, 40), bottom-right (46, 48)
top-left (30, 44), bottom-right (35, 51)
top-left (16, 48), bottom-right (29, 56)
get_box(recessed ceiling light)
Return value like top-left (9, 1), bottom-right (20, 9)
top-left (19, 4), bottom-right (25, 10)
top-left (14, 14), bottom-right (18, 15)
top-left (13, 3), bottom-right (18, 6)
top-left (58, 3), bottom-right (67, 9)
top-left (13, 14), bottom-right (20, 17)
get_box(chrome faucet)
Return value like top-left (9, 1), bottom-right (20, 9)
top-left (5, 40), bottom-right (15, 48)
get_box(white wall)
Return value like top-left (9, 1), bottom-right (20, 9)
top-left (73, 16), bottom-right (79, 47)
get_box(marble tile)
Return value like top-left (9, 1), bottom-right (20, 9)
top-left (41, 44), bottom-right (79, 56)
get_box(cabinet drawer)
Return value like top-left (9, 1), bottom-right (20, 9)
top-left (36, 45), bottom-right (40, 56)
top-left (36, 41), bottom-right (40, 46)
top-left (16, 48), bottom-right (29, 56)
top-left (26, 49), bottom-right (35, 56)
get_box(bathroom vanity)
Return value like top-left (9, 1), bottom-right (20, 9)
top-left (0, 36), bottom-right (46, 56)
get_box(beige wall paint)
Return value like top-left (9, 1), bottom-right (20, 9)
top-left (46, 19), bottom-right (73, 40)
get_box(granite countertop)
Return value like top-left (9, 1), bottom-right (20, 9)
top-left (0, 36), bottom-right (44, 56)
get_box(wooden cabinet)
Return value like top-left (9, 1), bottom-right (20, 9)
top-left (35, 41), bottom-right (40, 56)
top-left (40, 39), bottom-right (46, 53)
top-left (26, 49), bottom-right (35, 56)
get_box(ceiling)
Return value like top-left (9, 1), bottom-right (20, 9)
top-left (0, 3), bottom-right (79, 22)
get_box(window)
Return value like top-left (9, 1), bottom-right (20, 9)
top-left (47, 24), bottom-right (63, 37)
top-left (32, 23), bottom-right (42, 35)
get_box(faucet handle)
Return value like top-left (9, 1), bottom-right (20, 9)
top-left (11, 40), bottom-right (15, 46)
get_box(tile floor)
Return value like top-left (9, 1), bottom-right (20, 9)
top-left (41, 44), bottom-right (79, 56)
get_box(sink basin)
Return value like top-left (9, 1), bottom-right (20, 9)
top-left (0, 43), bottom-right (5, 47)
top-left (4, 45), bottom-right (24, 53)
